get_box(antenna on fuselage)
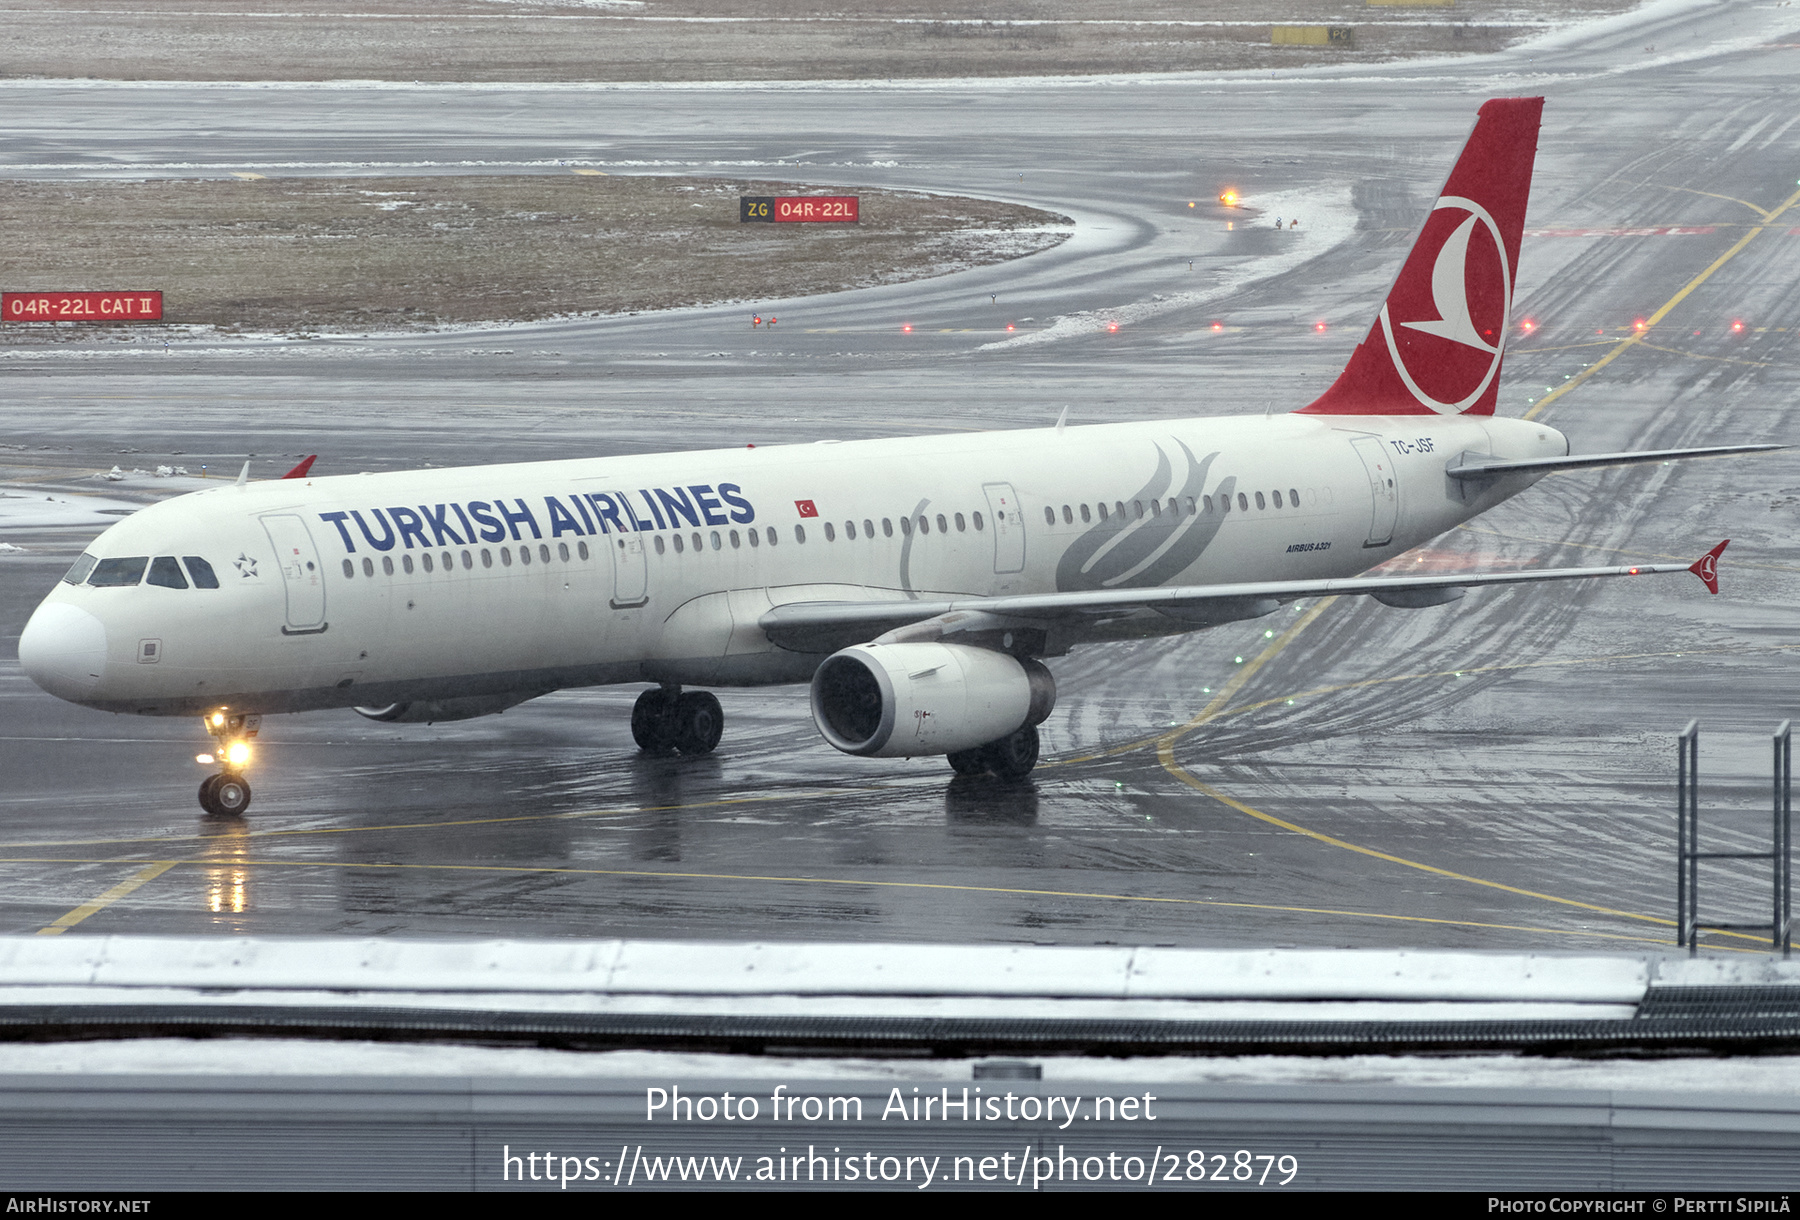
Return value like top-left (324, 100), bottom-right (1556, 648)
top-left (235, 460), bottom-right (250, 487)
top-left (1054, 406), bottom-right (1068, 434)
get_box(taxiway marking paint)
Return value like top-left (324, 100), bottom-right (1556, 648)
top-left (35, 860), bottom-right (177, 935)
top-left (1526, 184), bottom-right (1800, 422)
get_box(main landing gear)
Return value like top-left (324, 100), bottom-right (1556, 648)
top-left (197, 710), bottom-right (259, 816)
top-left (946, 724), bottom-right (1040, 781)
top-left (631, 686), bottom-right (723, 756)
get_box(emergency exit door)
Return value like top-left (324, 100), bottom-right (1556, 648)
top-left (982, 482), bottom-right (1026, 573)
top-left (1348, 436), bottom-right (1399, 548)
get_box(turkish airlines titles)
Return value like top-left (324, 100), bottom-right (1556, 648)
top-left (316, 485), bottom-right (758, 554)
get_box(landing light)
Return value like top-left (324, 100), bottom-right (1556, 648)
top-left (209, 712), bottom-right (225, 728)
top-left (226, 741), bottom-right (252, 768)
top-left (1218, 190), bottom-right (1239, 207)
top-left (196, 753), bottom-right (215, 766)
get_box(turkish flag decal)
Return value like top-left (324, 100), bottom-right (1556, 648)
top-left (794, 500), bottom-right (819, 518)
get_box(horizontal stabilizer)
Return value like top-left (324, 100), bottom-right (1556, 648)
top-left (1447, 444), bottom-right (1783, 480)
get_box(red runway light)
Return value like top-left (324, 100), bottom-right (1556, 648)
top-left (1628, 567), bottom-right (1641, 575)
top-left (1107, 322), bottom-right (1119, 332)
top-left (1314, 321), bottom-right (1328, 332)
top-left (1521, 318), bottom-right (1536, 333)
top-left (1633, 318), bottom-right (1647, 331)
top-left (1006, 324), bottom-right (1015, 331)
top-left (902, 323), bottom-right (912, 333)
top-left (1211, 321), bottom-right (1223, 332)
top-left (1732, 319), bottom-right (1745, 332)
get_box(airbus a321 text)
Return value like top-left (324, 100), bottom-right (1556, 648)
top-left (17, 98), bottom-right (1776, 815)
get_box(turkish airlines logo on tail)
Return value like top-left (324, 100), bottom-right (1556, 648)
top-left (1380, 196), bottom-right (1513, 415)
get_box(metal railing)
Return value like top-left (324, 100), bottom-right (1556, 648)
top-left (1676, 720), bottom-right (1791, 956)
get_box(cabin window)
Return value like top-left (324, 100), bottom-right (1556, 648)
top-left (1202, 495), bottom-right (1214, 515)
top-left (1238, 492), bottom-right (1249, 512)
top-left (1097, 502), bottom-right (1108, 521)
top-left (766, 527), bottom-right (778, 547)
top-left (537, 544), bottom-right (549, 563)
top-left (1290, 487), bottom-right (1301, 505)
top-left (955, 512), bottom-right (966, 532)
top-left (1044, 506), bottom-right (1055, 526)
top-left (517, 547), bottom-right (530, 566)
top-left (1185, 497), bottom-right (1197, 514)
top-left (973, 512), bottom-right (984, 530)
top-left (421, 553), bottom-right (434, 573)
top-left (1062, 505), bottom-right (1073, 524)
top-left (383, 555), bottom-right (396, 574)
top-left (463, 549), bottom-right (474, 568)
top-left (1272, 490), bottom-right (1283, 508)
top-left (1115, 501), bottom-right (1126, 520)
top-left (936, 513), bottom-right (948, 533)
top-left (917, 516), bottom-right (930, 535)
top-left (87, 557), bottom-right (148, 587)
top-left (864, 519), bottom-right (874, 538)
top-left (844, 521), bottom-right (856, 540)
top-left (441, 550), bottom-right (452, 570)
top-left (1218, 495), bottom-right (1229, 515)
top-left (795, 525), bottom-right (806, 543)
top-left (654, 535), bottom-right (667, 555)
top-left (1169, 498), bottom-right (1180, 516)
top-left (710, 531), bottom-right (722, 551)
top-left (147, 556), bottom-right (189, 589)
top-left (1079, 504), bottom-right (1091, 523)
top-left (1149, 500), bottom-right (1161, 518)
top-left (672, 533), bottom-right (684, 554)
top-left (342, 559), bottom-right (355, 578)
top-left (1133, 500), bottom-right (1144, 519)
top-left (1255, 491), bottom-right (1266, 510)
top-left (557, 543), bottom-right (569, 562)
top-left (900, 516), bottom-right (912, 536)
top-left (882, 518), bottom-right (893, 538)
top-left (747, 528), bottom-right (758, 548)
top-left (824, 522), bottom-right (836, 542)
top-left (402, 554), bottom-right (415, 574)
top-left (362, 557), bottom-right (375, 577)
top-left (576, 542), bottom-right (588, 561)
top-left (481, 549), bottom-right (493, 568)
top-left (691, 532), bottom-right (703, 553)
top-left (499, 548), bottom-right (511, 568)
top-left (730, 529), bottom-right (740, 549)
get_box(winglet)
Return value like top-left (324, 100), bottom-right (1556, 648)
top-left (234, 460), bottom-right (250, 488)
top-left (281, 455), bottom-right (317, 479)
top-left (1688, 540), bottom-right (1729, 594)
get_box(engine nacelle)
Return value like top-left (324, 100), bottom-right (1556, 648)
top-left (810, 642), bottom-right (1056, 758)
top-left (353, 691), bottom-right (539, 724)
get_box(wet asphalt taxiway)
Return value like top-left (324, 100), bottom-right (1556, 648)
top-left (2, 0), bottom-right (1799, 951)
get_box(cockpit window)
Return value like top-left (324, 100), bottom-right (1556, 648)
top-left (183, 557), bottom-right (220, 589)
top-left (87, 556), bottom-right (149, 587)
top-left (146, 556), bottom-right (189, 589)
top-left (62, 554), bottom-right (98, 586)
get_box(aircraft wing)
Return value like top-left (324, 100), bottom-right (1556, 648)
top-left (759, 542), bottom-right (1728, 653)
top-left (1446, 444), bottom-right (1782, 480)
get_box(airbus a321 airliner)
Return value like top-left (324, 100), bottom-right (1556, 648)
top-left (17, 97), bottom-right (1774, 815)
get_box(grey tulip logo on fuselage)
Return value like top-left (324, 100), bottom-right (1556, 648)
top-left (1054, 442), bottom-right (1228, 591)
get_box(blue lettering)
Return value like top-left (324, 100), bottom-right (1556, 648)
top-left (718, 483), bottom-right (755, 525)
top-left (690, 484), bottom-right (729, 527)
top-left (351, 509), bottom-right (396, 552)
top-left (588, 493), bottom-right (626, 534)
top-left (421, 504), bottom-right (465, 546)
top-left (451, 502), bottom-right (477, 544)
top-left (656, 487), bottom-right (701, 529)
top-left (319, 510), bottom-right (356, 553)
top-left (638, 490), bottom-right (666, 530)
top-left (570, 493), bottom-right (595, 534)
top-left (497, 497), bottom-right (542, 541)
top-left (545, 496), bottom-right (585, 538)
top-left (388, 506), bottom-right (430, 550)
top-left (467, 501), bottom-right (506, 543)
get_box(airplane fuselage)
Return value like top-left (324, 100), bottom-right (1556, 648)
top-left (21, 411), bottom-right (1565, 719)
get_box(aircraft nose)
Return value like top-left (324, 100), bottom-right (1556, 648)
top-left (18, 601), bottom-right (108, 703)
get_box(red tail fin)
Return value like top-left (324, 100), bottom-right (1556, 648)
top-left (1300, 96), bottom-right (1543, 417)
top-left (281, 455), bottom-right (317, 479)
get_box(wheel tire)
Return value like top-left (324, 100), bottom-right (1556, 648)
top-left (674, 691), bottom-right (723, 755)
top-left (946, 748), bottom-right (988, 776)
top-left (631, 688), bottom-right (677, 753)
top-left (983, 725), bottom-right (1039, 781)
top-left (211, 773), bottom-right (252, 817)
top-left (197, 774), bottom-right (222, 815)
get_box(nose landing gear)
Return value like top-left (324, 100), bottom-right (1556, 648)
top-left (198, 711), bottom-right (259, 816)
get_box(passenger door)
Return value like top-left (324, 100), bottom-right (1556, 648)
top-left (982, 482), bottom-right (1026, 574)
top-left (260, 513), bottom-right (327, 633)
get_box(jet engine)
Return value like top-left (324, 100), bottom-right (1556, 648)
top-left (810, 642), bottom-right (1056, 758)
top-left (353, 692), bottom-right (541, 724)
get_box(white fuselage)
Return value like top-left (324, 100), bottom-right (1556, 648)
top-left (20, 412), bottom-right (1566, 718)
